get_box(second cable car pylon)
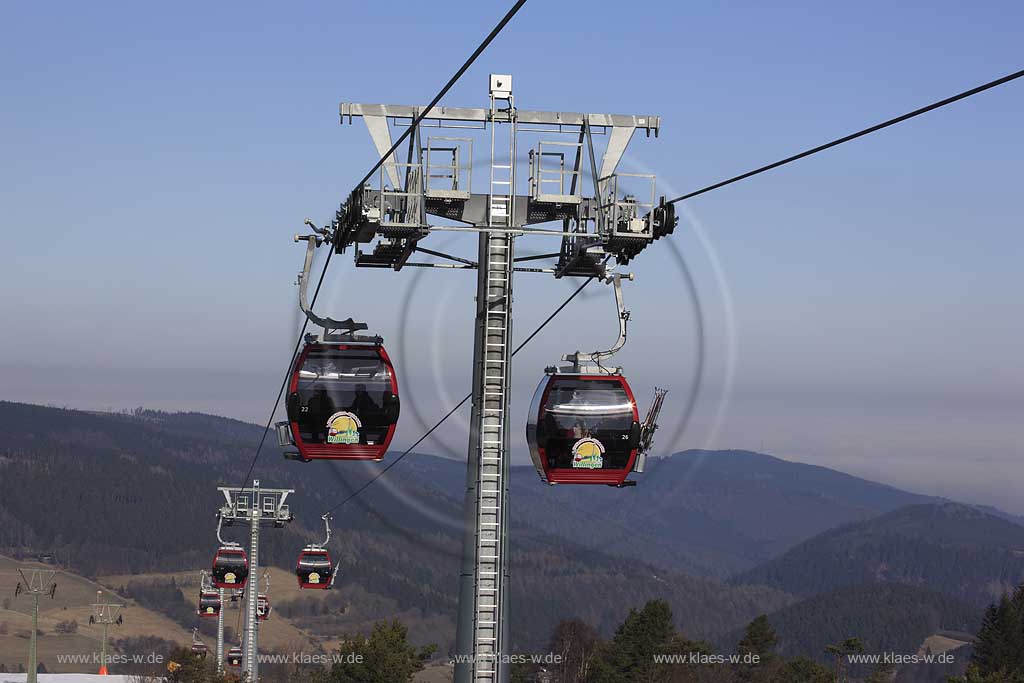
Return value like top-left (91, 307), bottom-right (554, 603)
top-left (323, 74), bottom-right (674, 683)
top-left (215, 480), bottom-right (293, 682)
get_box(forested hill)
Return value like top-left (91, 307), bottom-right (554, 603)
top-left (502, 448), bottom-right (948, 576)
top-left (721, 583), bottom-right (979, 662)
top-left (381, 445), bottom-right (976, 577)
top-left (734, 502), bottom-right (1024, 606)
top-left (5, 401), bottom-right (980, 581)
top-left (0, 401), bottom-right (790, 651)
top-left (5, 400), bottom-right (1017, 654)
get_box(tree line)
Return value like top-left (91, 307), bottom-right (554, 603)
top-left (106, 582), bottom-right (1024, 682)
top-left (145, 600), bottom-right (865, 683)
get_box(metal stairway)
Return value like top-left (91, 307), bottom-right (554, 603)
top-left (470, 89), bottom-right (517, 683)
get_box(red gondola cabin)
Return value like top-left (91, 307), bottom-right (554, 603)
top-left (296, 547), bottom-right (334, 589)
top-left (256, 594), bottom-right (270, 621)
top-left (198, 590), bottom-right (221, 617)
top-left (211, 546), bottom-right (249, 589)
top-left (226, 646), bottom-right (243, 668)
top-left (526, 373), bottom-right (641, 486)
top-left (285, 342), bottom-right (400, 461)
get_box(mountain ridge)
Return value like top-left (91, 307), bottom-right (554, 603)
top-left (734, 502), bottom-right (1024, 605)
top-left (6, 400), bottom-right (1021, 577)
top-left (0, 401), bottom-right (791, 653)
top-left (719, 582), bottom-right (980, 664)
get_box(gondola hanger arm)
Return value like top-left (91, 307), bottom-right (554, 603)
top-left (596, 271), bottom-right (633, 360)
top-left (295, 234), bottom-right (370, 337)
top-left (563, 271), bottom-right (633, 372)
top-left (215, 514), bottom-right (234, 547)
top-left (321, 514), bottom-right (332, 547)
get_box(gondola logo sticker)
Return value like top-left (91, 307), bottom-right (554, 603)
top-left (571, 437), bottom-right (605, 469)
top-left (308, 572), bottom-right (321, 584)
top-left (224, 572), bottom-right (236, 584)
top-left (326, 411), bottom-right (362, 444)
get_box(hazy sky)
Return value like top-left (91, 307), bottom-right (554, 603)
top-left (2, 2), bottom-right (1022, 512)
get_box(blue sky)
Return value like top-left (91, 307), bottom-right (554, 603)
top-left (2, 1), bottom-right (1022, 511)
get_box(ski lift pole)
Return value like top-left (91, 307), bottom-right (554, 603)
top-left (17, 568), bottom-right (56, 683)
top-left (30, 591), bottom-right (39, 683)
top-left (90, 595), bottom-right (122, 676)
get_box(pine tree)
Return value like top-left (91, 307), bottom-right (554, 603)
top-left (973, 596), bottom-right (1014, 674)
top-left (824, 637), bottom-right (864, 683)
top-left (769, 656), bottom-right (831, 683)
top-left (971, 585), bottom-right (1024, 676)
top-left (589, 599), bottom-right (677, 683)
top-left (736, 614), bottom-right (777, 680)
top-left (324, 619), bottom-right (436, 683)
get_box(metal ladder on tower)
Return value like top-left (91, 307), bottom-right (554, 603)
top-left (488, 86), bottom-right (515, 233)
top-left (472, 87), bottom-right (517, 683)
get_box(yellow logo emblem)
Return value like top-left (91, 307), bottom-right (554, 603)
top-left (571, 438), bottom-right (605, 469)
top-left (327, 411), bottom-right (362, 444)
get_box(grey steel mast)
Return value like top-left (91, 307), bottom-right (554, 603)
top-left (89, 593), bottom-right (123, 675)
top-left (15, 568), bottom-right (56, 683)
top-left (455, 78), bottom-right (518, 682)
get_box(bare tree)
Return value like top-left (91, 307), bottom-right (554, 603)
top-left (548, 619), bottom-right (601, 683)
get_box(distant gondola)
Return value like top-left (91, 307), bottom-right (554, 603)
top-left (284, 341), bottom-right (400, 461)
top-left (256, 594), bottom-right (270, 621)
top-left (296, 547), bottom-right (335, 589)
top-left (226, 646), bottom-right (243, 668)
top-left (197, 589), bottom-right (221, 617)
top-left (191, 628), bottom-right (209, 659)
top-left (526, 372), bottom-right (642, 486)
top-left (211, 546), bottom-right (249, 589)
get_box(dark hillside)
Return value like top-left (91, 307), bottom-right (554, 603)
top-left (0, 401), bottom-right (790, 651)
top-left (735, 503), bottom-right (1024, 605)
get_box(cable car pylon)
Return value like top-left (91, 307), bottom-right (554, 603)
top-left (88, 592), bottom-right (123, 676)
top-left (310, 72), bottom-right (673, 683)
top-left (213, 480), bottom-right (293, 682)
top-left (14, 567), bottom-right (56, 683)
